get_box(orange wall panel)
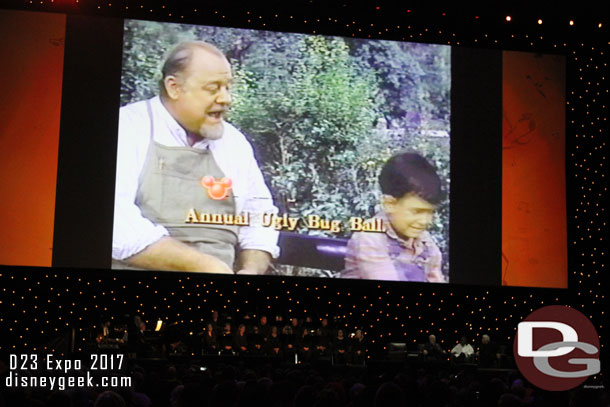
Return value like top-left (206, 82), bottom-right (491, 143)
top-left (502, 51), bottom-right (567, 288)
top-left (0, 10), bottom-right (66, 267)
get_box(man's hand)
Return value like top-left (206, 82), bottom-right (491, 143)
top-left (125, 236), bottom-right (233, 274)
top-left (236, 249), bottom-right (272, 274)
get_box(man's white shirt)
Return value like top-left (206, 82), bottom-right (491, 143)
top-left (451, 343), bottom-right (474, 357)
top-left (112, 96), bottom-right (279, 261)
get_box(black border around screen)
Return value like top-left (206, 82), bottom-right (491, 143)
top-left (449, 48), bottom-right (502, 285)
top-left (52, 16), bottom-right (503, 286)
top-left (52, 15), bottom-right (123, 269)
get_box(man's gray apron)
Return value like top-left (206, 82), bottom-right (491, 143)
top-left (113, 100), bottom-right (238, 270)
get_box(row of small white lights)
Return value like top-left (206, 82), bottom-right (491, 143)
top-left (505, 15), bottom-right (603, 28)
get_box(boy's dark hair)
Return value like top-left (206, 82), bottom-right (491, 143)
top-left (379, 152), bottom-right (443, 204)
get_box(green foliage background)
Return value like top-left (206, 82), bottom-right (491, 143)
top-left (120, 20), bottom-right (451, 276)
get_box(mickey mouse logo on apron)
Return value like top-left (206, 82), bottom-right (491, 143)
top-left (201, 176), bottom-right (233, 200)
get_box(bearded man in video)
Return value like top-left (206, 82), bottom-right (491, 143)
top-left (112, 41), bottom-right (279, 274)
top-left (342, 152), bottom-right (446, 282)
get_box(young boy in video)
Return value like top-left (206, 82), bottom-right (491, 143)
top-left (342, 152), bottom-right (446, 282)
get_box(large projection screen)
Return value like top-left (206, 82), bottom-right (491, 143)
top-left (112, 20), bottom-right (452, 283)
top-left (0, 10), bottom-right (567, 288)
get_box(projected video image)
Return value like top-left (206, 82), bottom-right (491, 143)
top-left (112, 20), bottom-right (451, 282)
